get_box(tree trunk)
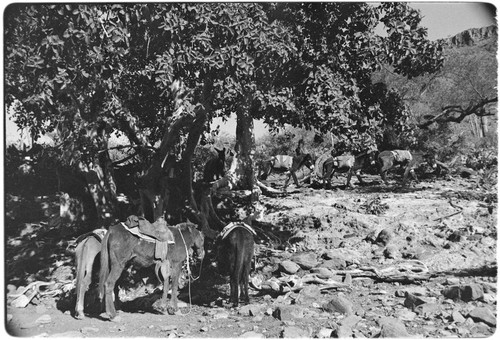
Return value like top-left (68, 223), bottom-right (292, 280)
top-left (79, 149), bottom-right (118, 227)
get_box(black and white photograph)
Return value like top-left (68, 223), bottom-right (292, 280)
top-left (4, 2), bottom-right (497, 338)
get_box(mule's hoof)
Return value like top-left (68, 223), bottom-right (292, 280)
top-left (100, 312), bottom-right (116, 321)
top-left (74, 311), bottom-right (85, 320)
top-left (167, 306), bottom-right (177, 315)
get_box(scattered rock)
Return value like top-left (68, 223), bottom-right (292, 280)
top-left (442, 284), bottom-right (484, 302)
top-left (468, 307), bottom-right (496, 327)
top-left (11, 295), bottom-right (32, 308)
top-left (447, 230), bottom-right (465, 242)
top-left (378, 317), bottom-right (410, 337)
top-left (295, 285), bottom-right (321, 305)
top-left (323, 294), bottom-right (353, 315)
top-left (415, 303), bottom-right (441, 316)
top-left (403, 292), bottom-right (427, 310)
top-left (396, 309), bottom-right (417, 321)
top-left (320, 257), bottom-right (346, 269)
top-left (462, 284), bottom-right (484, 302)
top-left (383, 245), bottom-right (399, 259)
top-left (35, 314), bottom-right (52, 325)
top-left (445, 277), bottom-right (460, 285)
top-left (80, 327), bottom-right (99, 334)
top-left (316, 328), bottom-right (333, 338)
top-left (375, 229), bottom-right (392, 246)
top-left (310, 267), bottom-right (335, 279)
top-left (213, 311), bottom-right (230, 319)
top-left (272, 305), bottom-right (306, 321)
top-left (281, 326), bottom-right (310, 338)
top-left (238, 303), bottom-right (265, 316)
top-left (160, 325), bottom-right (178, 332)
top-left (280, 260), bottom-right (300, 274)
top-left (240, 331), bottom-right (265, 338)
top-left (290, 252), bottom-right (319, 270)
top-left (452, 310), bottom-right (466, 323)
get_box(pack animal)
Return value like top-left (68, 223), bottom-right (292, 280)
top-left (318, 150), bottom-right (377, 188)
top-left (203, 147), bottom-right (231, 182)
top-left (216, 223), bottom-right (255, 307)
top-left (259, 154), bottom-right (313, 187)
top-left (283, 153), bottom-right (314, 188)
top-left (74, 230), bottom-right (109, 319)
top-left (378, 150), bottom-right (432, 185)
top-left (98, 222), bottom-right (204, 319)
top-left (258, 155), bottom-right (293, 180)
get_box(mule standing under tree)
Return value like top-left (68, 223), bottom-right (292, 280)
top-left (216, 223), bottom-right (255, 307)
top-left (98, 222), bottom-right (204, 320)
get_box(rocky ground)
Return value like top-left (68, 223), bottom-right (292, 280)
top-left (4, 172), bottom-right (497, 338)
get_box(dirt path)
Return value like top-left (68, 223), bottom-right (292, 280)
top-left (5, 175), bottom-right (497, 338)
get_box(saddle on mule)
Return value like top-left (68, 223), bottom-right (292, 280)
top-left (123, 215), bottom-right (175, 261)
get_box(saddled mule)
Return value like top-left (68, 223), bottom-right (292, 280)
top-left (216, 222), bottom-right (255, 307)
top-left (258, 155), bottom-right (294, 180)
top-left (99, 222), bottom-right (205, 320)
top-left (283, 153), bottom-right (314, 189)
top-left (318, 150), bottom-right (377, 188)
top-left (74, 229), bottom-right (108, 319)
top-left (378, 150), bottom-right (433, 185)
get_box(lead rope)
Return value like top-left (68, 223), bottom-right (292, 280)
top-left (177, 228), bottom-right (204, 316)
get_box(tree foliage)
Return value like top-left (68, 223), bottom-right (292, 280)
top-left (5, 3), bottom-right (444, 227)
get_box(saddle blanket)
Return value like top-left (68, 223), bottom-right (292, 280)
top-left (121, 222), bottom-right (175, 244)
top-left (220, 222), bottom-right (257, 240)
top-left (272, 155), bottom-right (293, 169)
top-left (121, 222), bottom-right (173, 261)
top-left (315, 153), bottom-right (332, 178)
top-left (74, 228), bottom-right (107, 245)
top-left (391, 150), bottom-right (412, 162)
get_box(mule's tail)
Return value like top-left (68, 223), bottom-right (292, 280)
top-left (98, 231), bottom-right (110, 300)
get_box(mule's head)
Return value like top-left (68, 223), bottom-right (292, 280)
top-left (366, 149), bottom-right (379, 166)
top-left (189, 226), bottom-right (205, 261)
top-left (303, 153), bottom-right (314, 170)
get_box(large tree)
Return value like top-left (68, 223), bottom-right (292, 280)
top-left (5, 3), bottom-right (443, 235)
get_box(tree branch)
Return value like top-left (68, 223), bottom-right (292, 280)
top-left (418, 97), bottom-right (497, 129)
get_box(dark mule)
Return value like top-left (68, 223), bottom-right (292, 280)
top-left (74, 230), bottom-right (107, 319)
top-left (258, 155), bottom-right (294, 180)
top-left (203, 147), bottom-right (231, 182)
top-left (283, 153), bottom-right (314, 188)
top-left (99, 222), bottom-right (205, 320)
top-left (378, 150), bottom-right (432, 185)
top-left (320, 150), bottom-right (377, 188)
top-left (216, 223), bottom-right (255, 307)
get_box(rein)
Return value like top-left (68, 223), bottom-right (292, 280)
top-left (176, 226), bottom-right (203, 316)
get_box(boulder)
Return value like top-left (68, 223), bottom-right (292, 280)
top-left (323, 294), bottom-right (353, 315)
top-left (468, 307), bottom-right (496, 327)
top-left (281, 326), bottom-right (310, 338)
top-left (290, 252), bottom-right (319, 270)
top-left (378, 317), bottom-right (410, 337)
top-left (279, 260), bottom-right (300, 274)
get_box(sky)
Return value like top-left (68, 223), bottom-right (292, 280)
top-left (5, 2), bottom-right (497, 144)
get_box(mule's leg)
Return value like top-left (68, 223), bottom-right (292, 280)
top-left (167, 261), bottom-right (183, 315)
top-left (75, 239), bottom-right (91, 319)
top-left (402, 165), bottom-right (413, 185)
top-left (103, 260), bottom-right (125, 320)
top-left (345, 169), bottom-right (353, 188)
top-left (380, 161), bottom-right (391, 185)
top-left (229, 253), bottom-right (241, 307)
top-left (355, 169), bottom-right (365, 185)
top-left (159, 261), bottom-right (171, 312)
top-left (240, 262), bottom-right (251, 305)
